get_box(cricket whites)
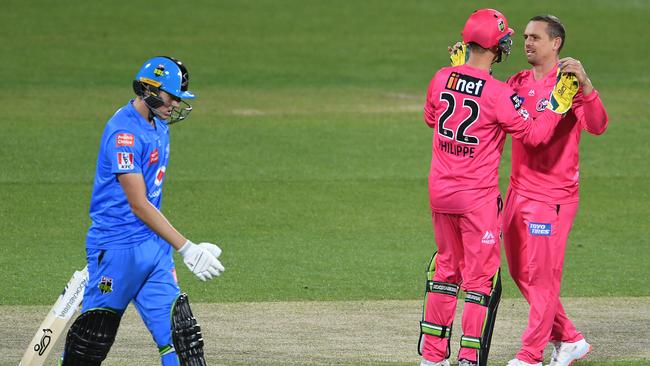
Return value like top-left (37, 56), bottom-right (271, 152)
top-left (20, 266), bottom-right (88, 366)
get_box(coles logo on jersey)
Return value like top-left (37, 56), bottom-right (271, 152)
top-left (154, 166), bottom-right (166, 186)
top-left (536, 98), bottom-right (549, 112)
top-left (445, 72), bottom-right (485, 97)
top-left (149, 148), bottom-right (159, 166)
top-left (529, 222), bottom-right (552, 236)
top-left (116, 133), bottom-right (134, 147)
top-left (117, 152), bottom-right (134, 170)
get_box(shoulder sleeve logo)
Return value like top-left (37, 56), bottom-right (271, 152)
top-left (116, 133), bottom-right (135, 147)
top-left (117, 152), bottom-right (134, 170)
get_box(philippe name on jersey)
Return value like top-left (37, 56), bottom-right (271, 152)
top-left (439, 139), bottom-right (476, 158)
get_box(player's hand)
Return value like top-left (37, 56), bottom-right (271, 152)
top-left (548, 68), bottom-right (580, 114)
top-left (449, 42), bottom-right (467, 66)
top-left (178, 240), bottom-right (225, 281)
top-left (559, 57), bottom-right (594, 95)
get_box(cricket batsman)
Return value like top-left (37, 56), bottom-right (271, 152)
top-left (59, 56), bottom-right (225, 366)
top-left (501, 15), bottom-right (609, 366)
top-left (417, 9), bottom-right (581, 366)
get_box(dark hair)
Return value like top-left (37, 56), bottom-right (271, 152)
top-left (530, 14), bottom-right (566, 52)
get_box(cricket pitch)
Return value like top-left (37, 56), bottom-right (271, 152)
top-left (3, 297), bottom-right (649, 365)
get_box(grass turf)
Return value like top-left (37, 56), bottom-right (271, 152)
top-left (0, 0), bottom-right (648, 309)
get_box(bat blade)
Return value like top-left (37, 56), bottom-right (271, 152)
top-left (20, 266), bottom-right (88, 366)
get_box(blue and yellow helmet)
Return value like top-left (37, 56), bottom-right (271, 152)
top-left (133, 56), bottom-right (195, 124)
top-left (135, 56), bottom-right (195, 99)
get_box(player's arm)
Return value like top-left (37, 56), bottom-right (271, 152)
top-left (423, 72), bottom-right (442, 128)
top-left (559, 57), bottom-right (608, 135)
top-left (498, 89), bottom-right (563, 147)
top-left (118, 173), bottom-right (224, 280)
top-left (118, 173), bottom-right (186, 249)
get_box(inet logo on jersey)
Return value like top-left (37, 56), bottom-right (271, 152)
top-left (481, 231), bottom-right (496, 244)
top-left (445, 72), bottom-right (485, 97)
top-left (117, 152), bottom-right (134, 170)
top-left (529, 222), bottom-right (552, 236)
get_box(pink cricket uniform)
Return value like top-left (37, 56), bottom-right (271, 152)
top-left (503, 65), bottom-right (608, 364)
top-left (422, 64), bottom-right (563, 363)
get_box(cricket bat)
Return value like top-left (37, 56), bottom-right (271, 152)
top-left (20, 266), bottom-right (89, 366)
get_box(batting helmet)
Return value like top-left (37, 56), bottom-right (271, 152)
top-left (133, 56), bottom-right (195, 124)
top-left (462, 9), bottom-right (514, 49)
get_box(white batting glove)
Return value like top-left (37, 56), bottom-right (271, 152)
top-left (178, 240), bottom-right (225, 281)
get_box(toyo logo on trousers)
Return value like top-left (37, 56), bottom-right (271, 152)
top-left (529, 222), bottom-right (551, 236)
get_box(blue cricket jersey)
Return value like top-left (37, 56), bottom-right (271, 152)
top-left (86, 100), bottom-right (170, 249)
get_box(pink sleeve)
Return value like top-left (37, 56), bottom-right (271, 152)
top-left (423, 77), bottom-right (437, 129)
top-left (573, 89), bottom-right (608, 135)
top-left (496, 87), bottom-right (562, 147)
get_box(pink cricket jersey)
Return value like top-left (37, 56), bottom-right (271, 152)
top-left (424, 64), bottom-right (562, 214)
top-left (507, 65), bottom-right (609, 204)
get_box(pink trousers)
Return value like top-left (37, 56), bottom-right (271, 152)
top-left (422, 198), bottom-right (502, 363)
top-left (502, 188), bottom-right (583, 363)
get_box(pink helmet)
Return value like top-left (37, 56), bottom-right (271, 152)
top-left (462, 9), bottom-right (514, 49)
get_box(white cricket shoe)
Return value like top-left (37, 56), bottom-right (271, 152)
top-left (507, 358), bottom-right (542, 366)
top-left (458, 359), bottom-right (477, 366)
top-left (548, 341), bottom-right (562, 365)
top-left (420, 358), bottom-right (450, 366)
top-left (547, 339), bottom-right (591, 366)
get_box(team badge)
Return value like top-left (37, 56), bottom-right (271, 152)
top-left (536, 98), bottom-right (549, 112)
top-left (154, 64), bottom-right (165, 77)
top-left (497, 19), bottom-right (505, 32)
top-left (117, 152), bottom-right (134, 170)
top-left (116, 133), bottom-right (134, 147)
top-left (98, 276), bottom-right (113, 294)
top-left (529, 222), bottom-right (552, 236)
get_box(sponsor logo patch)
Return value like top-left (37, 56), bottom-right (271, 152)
top-left (536, 98), bottom-right (549, 112)
top-left (510, 93), bottom-right (523, 110)
top-left (154, 166), bottom-right (166, 186)
top-left (445, 72), bottom-right (485, 97)
top-left (98, 276), bottom-right (113, 294)
top-left (117, 152), bottom-right (134, 170)
top-left (518, 107), bottom-right (530, 120)
top-left (116, 133), bottom-right (134, 147)
top-left (481, 230), bottom-right (496, 245)
top-left (149, 148), bottom-right (159, 166)
top-left (154, 64), bottom-right (165, 77)
top-left (529, 222), bottom-right (552, 236)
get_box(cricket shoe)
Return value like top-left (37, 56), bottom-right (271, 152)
top-left (547, 339), bottom-right (591, 366)
top-left (420, 358), bottom-right (450, 366)
top-left (458, 359), bottom-right (477, 366)
top-left (507, 358), bottom-right (542, 366)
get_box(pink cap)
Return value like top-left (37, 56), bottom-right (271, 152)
top-left (462, 9), bottom-right (514, 49)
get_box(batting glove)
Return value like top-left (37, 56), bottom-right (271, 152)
top-left (178, 240), bottom-right (225, 281)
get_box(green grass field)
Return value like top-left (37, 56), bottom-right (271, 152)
top-left (1, 1), bottom-right (648, 365)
